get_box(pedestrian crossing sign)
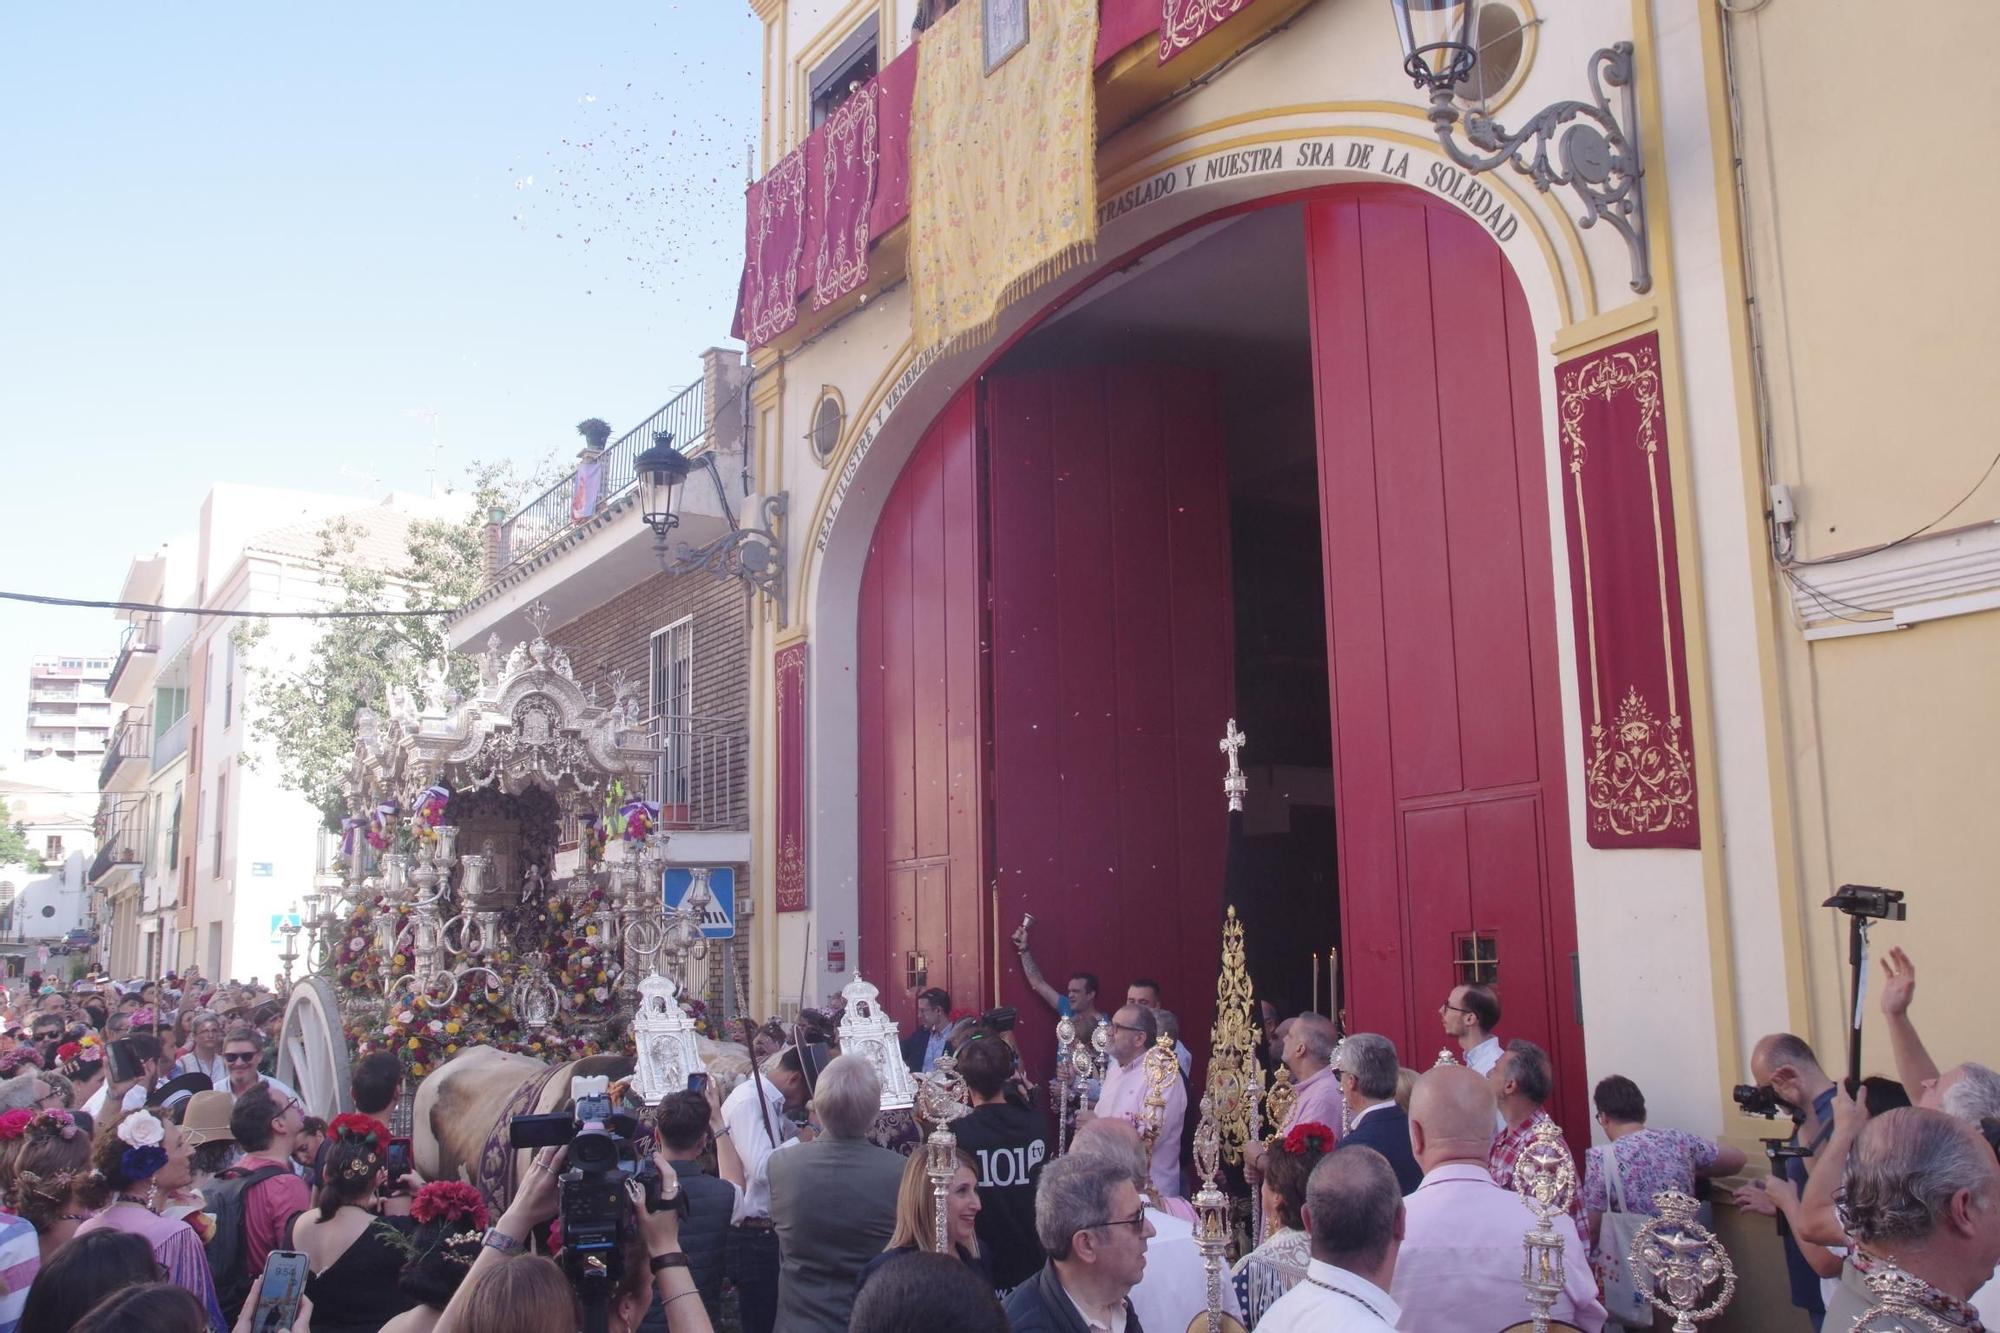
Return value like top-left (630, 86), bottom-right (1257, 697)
top-left (663, 867), bottom-right (735, 939)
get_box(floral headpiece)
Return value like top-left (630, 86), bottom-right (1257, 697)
top-left (0, 1109), bottom-right (34, 1141)
top-left (25, 1109), bottom-right (78, 1140)
top-left (0, 1049), bottom-right (40, 1077)
top-left (328, 1112), bottom-right (391, 1150)
top-left (54, 1042), bottom-right (80, 1064)
top-left (115, 1110), bottom-right (170, 1183)
top-left (410, 1180), bottom-right (489, 1230)
top-left (1282, 1121), bottom-right (1337, 1157)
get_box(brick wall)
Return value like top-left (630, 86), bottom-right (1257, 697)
top-left (545, 566), bottom-right (751, 821)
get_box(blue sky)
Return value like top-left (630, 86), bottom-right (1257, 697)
top-left (0, 2), bottom-right (761, 760)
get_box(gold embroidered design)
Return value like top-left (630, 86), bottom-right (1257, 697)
top-left (1159, 0), bottom-right (1254, 62)
top-left (812, 84), bottom-right (879, 311)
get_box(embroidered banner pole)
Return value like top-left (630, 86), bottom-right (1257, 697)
top-left (1556, 332), bottom-right (1700, 849)
top-left (775, 643), bottom-right (810, 912)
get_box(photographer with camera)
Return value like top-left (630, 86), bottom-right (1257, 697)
top-left (433, 1143), bottom-right (712, 1333)
top-left (1731, 1033), bottom-right (1838, 1329)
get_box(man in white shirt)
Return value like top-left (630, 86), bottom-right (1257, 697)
top-left (82, 1032), bottom-right (166, 1117)
top-left (1440, 983), bottom-right (1503, 1074)
top-left (173, 1008), bottom-right (227, 1088)
top-left (1391, 1065), bottom-right (1605, 1332)
top-left (719, 1045), bottom-right (814, 1333)
top-left (1259, 1146), bottom-right (1406, 1331)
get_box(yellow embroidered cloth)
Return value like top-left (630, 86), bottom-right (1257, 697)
top-left (910, 0), bottom-right (1099, 353)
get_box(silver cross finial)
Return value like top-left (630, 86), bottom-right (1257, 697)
top-left (1220, 719), bottom-right (1248, 813)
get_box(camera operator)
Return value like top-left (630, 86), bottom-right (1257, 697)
top-left (433, 1144), bottom-right (713, 1333)
top-left (1732, 1033), bottom-right (1838, 1330)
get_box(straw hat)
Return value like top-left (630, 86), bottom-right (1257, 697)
top-left (181, 1091), bottom-right (237, 1147)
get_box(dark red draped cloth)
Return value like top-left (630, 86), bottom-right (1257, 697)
top-left (1555, 332), bottom-right (1701, 849)
top-left (775, 643), bottom-right (809, 912)
top-left (812, 80), bottom-right (880, 310)
top-left (739, 144), bottom-right (808, 350)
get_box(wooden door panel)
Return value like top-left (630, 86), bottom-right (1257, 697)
top-left (1307, 187), bottom-right (1585, 1141)
top-left (858, 388), bottom-right (986, 1016)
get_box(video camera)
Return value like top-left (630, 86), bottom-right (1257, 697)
top-left (510, 1076), bottom-right (681, 1318)
top-left (1732, 1082), bottom-right (1808, 1167)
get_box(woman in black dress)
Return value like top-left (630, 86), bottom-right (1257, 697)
top-left (286, 1114), bottom-right (417, 1333)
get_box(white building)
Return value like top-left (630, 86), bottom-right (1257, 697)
top-left (0, 757), bottom-right (98, 979)
top-left (23, 656), bottom-right (114, 765)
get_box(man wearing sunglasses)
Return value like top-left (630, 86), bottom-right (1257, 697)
top-left (221, 1025), bottom-right (298, 1105)
top-left (1002, 1152), bottom-right (1155, 1333)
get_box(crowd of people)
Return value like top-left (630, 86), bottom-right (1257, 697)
top-left (0, 935), bottom-right (1992, 1333)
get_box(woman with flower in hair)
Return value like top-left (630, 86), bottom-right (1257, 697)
top-left (11, 1108), bottom-right (91, 1261)
top-left (0, 1105), bottom-right (38, 1206)
top-left (379, 1181), bottom-right (489, 1333)
top-left (1231, 1120), bottom-right (1336, 1327)
top-left (285, 1113), bottom-right (419, 1332)
top-left (73, 1105), bottom-right (227, 1331)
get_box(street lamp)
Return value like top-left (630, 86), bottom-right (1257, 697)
top-left (1385, 0), bottom-right (1651, 293)
top-left (633, 431), bottom-right (792, 626)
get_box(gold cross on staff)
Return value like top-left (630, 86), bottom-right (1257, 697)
top-left (1220, 719), bottom-right (1248, 812)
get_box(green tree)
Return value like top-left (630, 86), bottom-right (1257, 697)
top-left (0, 795), bottom-right (36, 869)
top-left (243, 459), bottom-right (556, 831)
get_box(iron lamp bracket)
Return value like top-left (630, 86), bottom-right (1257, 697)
top-left (1425, 42), bottom-right (1650, 294)
top-left (656, 487), bottom-right (790, 626)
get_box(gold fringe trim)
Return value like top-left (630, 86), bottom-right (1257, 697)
top-left (925, 237), bottom-right (1099, 360)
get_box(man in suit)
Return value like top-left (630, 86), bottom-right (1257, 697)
top-left (899, 986), bottom-right (953, 1074)
top-left (1334, 1032), bottom-right (1423, 1194)
top-left (766, 1054), bottom-right (907, 1332)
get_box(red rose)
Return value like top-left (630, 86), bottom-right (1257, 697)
top-left (1282, 1121), bottom-right (1336, 1157)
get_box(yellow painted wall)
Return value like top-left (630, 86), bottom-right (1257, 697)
top-left (1784, 611), bottom-right (2000, 1075)
top-left (1729, 1), bottom-right (2000, 556)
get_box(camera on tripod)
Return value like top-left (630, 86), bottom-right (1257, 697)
top-left (510, 1076), bottom-right (680, 1314)
top-left (1823, 883), bottom-right (1907, 921)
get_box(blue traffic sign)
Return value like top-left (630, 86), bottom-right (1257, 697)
top-left (663, 868), bottom-right (735, 939)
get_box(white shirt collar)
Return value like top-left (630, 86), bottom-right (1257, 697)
top-left (1349, 1099), bottom-right (1392, 1128)
top-left (1303, 1259), bottom-right (1401, 1325)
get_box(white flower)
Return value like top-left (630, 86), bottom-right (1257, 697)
top-left (117, 1110), bottom-right (165, 1149)
top-left (427, 1020), bottom-right (444, 1035)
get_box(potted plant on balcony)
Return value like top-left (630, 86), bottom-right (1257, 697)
top-left (576, 417), bottom-right (613, 455)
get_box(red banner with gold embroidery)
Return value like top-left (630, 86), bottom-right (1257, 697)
top-left (740, 144), bottom-right (807, 350)
top-left (812, 81), bottom-right (879, 311)
top-left (1555, 332), bottom-right (1700, 849)
top-left (1158, 0), bottom-right (1261, 63)
top-left (775, 643), bottom-right (809, 912)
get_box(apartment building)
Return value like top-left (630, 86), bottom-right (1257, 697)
top-left (23, 655), bottom-right (115, 764)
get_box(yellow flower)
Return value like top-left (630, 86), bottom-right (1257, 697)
top-left (444, 1021), bottom-right (461, 1035)
top-left (407, 1038), bottom-right (421, 1051)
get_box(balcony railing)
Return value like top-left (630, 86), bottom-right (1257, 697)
top-left (99, 716), bottom-right (152, 788)
top-left (499, 382), bottom-right (709, 576)
top-left (106, 616), bottom-right (161, 698)
top-left (88, 808), bottom-right (149, 886)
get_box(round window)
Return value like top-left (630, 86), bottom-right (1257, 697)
top-left (39, 905), bottom-right (53, 919)
top-left (810, 391), bottom-right (844, 465)
top-left (1457, 4), bottom-right (1527, 111)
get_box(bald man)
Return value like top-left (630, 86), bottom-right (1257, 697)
top-left (1390, 1065), bottom-right (1605, 1332)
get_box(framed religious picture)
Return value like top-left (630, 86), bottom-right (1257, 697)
top-left (983, 0), bottom-right (1029, 74)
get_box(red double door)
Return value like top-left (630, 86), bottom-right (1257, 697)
top-left (858, 187), bottom-right (1583, 1129)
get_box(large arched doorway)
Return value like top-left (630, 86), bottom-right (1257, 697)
top-left (856, 183), bottom-right (1584, 1135)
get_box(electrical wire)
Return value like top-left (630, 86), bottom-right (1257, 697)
top-left (0, 591), bottom-right (456, 619)
top-left (1779, 444), bottom-right (2000, 569)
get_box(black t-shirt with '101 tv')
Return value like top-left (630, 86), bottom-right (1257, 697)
top-left (951, 1098), bottom-right (1052, 1292)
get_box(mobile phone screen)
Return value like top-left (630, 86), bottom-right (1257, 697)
top-left (386, 1138), bottom-right (412, 1180)
top-left (687, 1071), bottom-right (709, 1095)
top-left (254, 1250), bottom-right (309, 1332)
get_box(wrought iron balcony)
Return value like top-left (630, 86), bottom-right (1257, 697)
top-left (106, 616), bottom-right (161, 702)
top-left (497, 383), bottom-right (709, 576)
top-left (556, 712), bottom-right (748, 844)
top-left (99, 716), bottom-right (152, 788)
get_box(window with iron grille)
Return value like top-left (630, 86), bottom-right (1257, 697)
top-left (650, 618), bottom-right (694, 813)
top-left (1452, 931), bottom-right (1499, 985)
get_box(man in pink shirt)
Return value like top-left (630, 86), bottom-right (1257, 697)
top-left (1078, 1004), bottom-right (1186, 1200)
top-left (1244, 1012), bottom-right (1344, 1184)
top-left (226, 1081), bottom-right (311, 1278)
top-left (1391, 1065), bottom-right (1605, 1332)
